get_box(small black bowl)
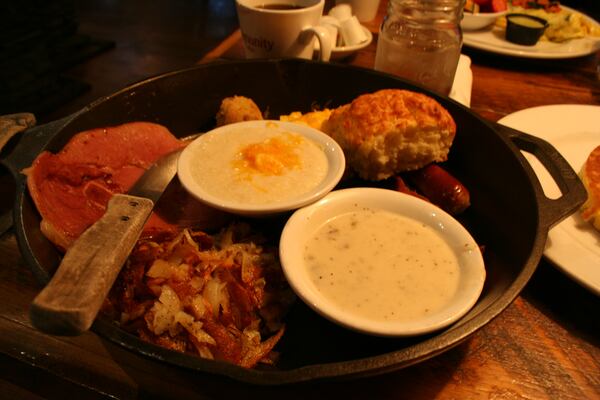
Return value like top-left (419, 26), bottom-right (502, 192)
top-left (505, 13), bottom-right (548, 46)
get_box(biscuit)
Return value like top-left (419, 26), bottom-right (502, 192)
top-left (322, 89), bottom-right (456, 180)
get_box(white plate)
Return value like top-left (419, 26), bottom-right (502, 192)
top-left (315, 26), bottom-right (373, 60)
top-left (463, 6), bottom-right (600, 59)
top-left (498, 105), bottom-right (600, 295)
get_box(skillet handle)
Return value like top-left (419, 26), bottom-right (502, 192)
top-left (493, 122), bottom-right (587, 229)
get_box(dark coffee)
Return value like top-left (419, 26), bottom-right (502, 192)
top-left (257, 3), bottom-right (305, 10)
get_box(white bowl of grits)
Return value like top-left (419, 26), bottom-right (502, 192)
top-left (279, 187), bottom-right (486, 337)
top-left (177, 120), bottom-right (345, 216)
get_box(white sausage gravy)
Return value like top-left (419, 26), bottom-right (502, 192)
top-left (303, 207), bottom-right (461, 323)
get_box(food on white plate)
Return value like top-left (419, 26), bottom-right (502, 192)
top-left (321, 89), bottom-right (456, 181)
top-left (580, 145), bottom-right (600, 231)
top-left (497, 1), bottom-right (600, 42)
top-left (215, 95), bottom-right (263, 127)
top-left (103, 222), bottom-right (295, 368)
top-left (504, 13), bottom-right (549, 45)
top-left (24, 122), bottom-right (187, 250)
top-left (511, 0), bottom-right (561, 13)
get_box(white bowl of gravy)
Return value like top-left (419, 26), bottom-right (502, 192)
top-left (279, 187), bottom-right (486, 337)
top-left (177, 120), bottom-right (345, 216)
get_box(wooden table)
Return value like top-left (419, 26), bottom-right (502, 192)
top-left (2, 2), bottom-right (600, 399)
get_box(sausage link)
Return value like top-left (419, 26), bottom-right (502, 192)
top-left (405, 164), bottom-right (471, 215)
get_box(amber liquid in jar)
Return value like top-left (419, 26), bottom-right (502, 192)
top-left (375, 0), bottom-right (463, 95)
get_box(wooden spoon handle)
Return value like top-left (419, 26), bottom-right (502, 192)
top-left (30, 194), bottom-right (154, 335)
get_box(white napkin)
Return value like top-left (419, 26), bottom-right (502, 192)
top-left (449, 54), bottom-right (473, 107)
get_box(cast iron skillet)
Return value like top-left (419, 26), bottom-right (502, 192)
top-left (1, 59), bottom-right (586, 385)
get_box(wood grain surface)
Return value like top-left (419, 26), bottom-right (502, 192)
top-left (1, 1), bottom-right (599, 399)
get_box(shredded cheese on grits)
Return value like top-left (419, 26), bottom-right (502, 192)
top-left (236, 133), bottom-right (303, 176)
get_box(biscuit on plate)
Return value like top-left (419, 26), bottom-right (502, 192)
top-left (322, 89), bottom-right (456, 180)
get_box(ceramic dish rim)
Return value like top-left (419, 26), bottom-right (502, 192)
top-left (279, 187), bottom-right (487, 337)
top-left (176, 119), bottom-right (346, 216)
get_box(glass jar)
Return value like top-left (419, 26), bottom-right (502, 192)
top-left (374, 0), bottom-right (464, 95)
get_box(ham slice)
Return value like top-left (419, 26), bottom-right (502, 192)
top-left (26, 122), bottom-right (187, 250)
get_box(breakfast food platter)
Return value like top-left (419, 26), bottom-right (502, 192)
top-left (499, 104), bottom-right (600, 296)
top-left (2, 59), bottom-right (586, 384)
top-left (462, 6), bottom-right (600, 59)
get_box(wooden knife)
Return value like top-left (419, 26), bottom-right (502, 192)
top-left (30, 148), bottom-right (183, 336)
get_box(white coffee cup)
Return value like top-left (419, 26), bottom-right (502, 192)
top-left (335, 0), bottom-right (381, 22)
top-left (236, 0), bottom-right (333, 61)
